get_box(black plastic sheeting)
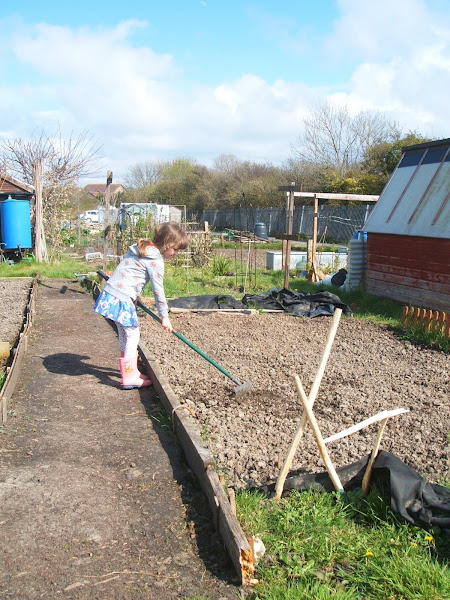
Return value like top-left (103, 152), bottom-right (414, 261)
top-left (242, 287), bottom-right (353, 317)
top-left (168, 288), bottom-right (352, 318)
top-left (168, 294), bottom-right (247, 310)
top-left (278, 451), bottom-right (450, 536)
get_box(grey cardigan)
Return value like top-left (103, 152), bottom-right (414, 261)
top-left (103, 243), bottom-right (168, 318)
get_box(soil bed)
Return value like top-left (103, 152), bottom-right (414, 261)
top-left (0, 277), bottom-right (33, 370)
top-left (140, 310), bottom-right (449, 490)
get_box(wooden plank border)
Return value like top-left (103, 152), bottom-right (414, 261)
top-left (0, 275), bottom-right (38, 423)
top-left (138, 341), bottom-right (255, 585)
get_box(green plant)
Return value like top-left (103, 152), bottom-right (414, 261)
top-left (149, 407), bottom-right (173, 430)
top-left (210, 253), bottom-right (232, 277)
top-left (200, 423), bottom-right (209, 442)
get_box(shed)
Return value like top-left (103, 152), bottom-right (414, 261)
top-left (0, 174), bottom-right (34, 201)
top-left (364, 138), bottom-right (450, 311)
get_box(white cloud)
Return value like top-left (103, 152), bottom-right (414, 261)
top-left (324, 0), bottom-right (437, 60)
top-left (0, 4), bottom-right (449, 181)
top-left (319, 0), bottom-right (450, 137)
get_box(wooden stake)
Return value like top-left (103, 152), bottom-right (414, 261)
top-left (402, 305), bottom-right (409, 326)
top-left (274, 308), bottom-right (342, 499)
top-left (283, 189), bottom-right (295, 289)
top-left (102, 171), bottom-right (112, 272)
top-left (228, 488), bottom-right (237, 515)
top-left (293, 375), bottom-right (343, 492)
top-left (361, 418), bottom-right (389, 495)
top-left (323, 408), bottom-right (409, 444)
top-left (439, 311), bottom-right (446, 335)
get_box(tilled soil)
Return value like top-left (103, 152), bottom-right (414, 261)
top-left (140, 310), bottom-right (449, 490)
top-left (0, 277), bottom-right (33, 369)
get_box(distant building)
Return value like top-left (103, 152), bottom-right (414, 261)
top-left (83, 183), bottom-right (125, 199)
top-left (119, 203), bottom-right (181, 227)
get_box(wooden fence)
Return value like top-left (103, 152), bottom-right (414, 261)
top-left (402, 305), bottom-right (450, 338)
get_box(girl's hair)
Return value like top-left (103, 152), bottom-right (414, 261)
top-left (137, 223), bottom-right (188, 257)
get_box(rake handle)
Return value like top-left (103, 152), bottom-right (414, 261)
top-left (137, 299), bottom-right (239, 383)
top-left (96, 271), bottom-right (239, 385)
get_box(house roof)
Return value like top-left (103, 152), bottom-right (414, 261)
top-left (0, 173), bottom-right (34, 196)
top-left (364, 138), bottom-right (450, 239)
top-left (83, 183), bottom-right (125, 196)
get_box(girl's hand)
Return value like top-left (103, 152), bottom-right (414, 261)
top-left (161, 316), bottom-right (173, 333)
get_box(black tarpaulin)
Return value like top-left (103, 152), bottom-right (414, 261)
top-left (281, 451), bottom-right (450, 535)
top-left (242, 287), bottom-right (353, 317)
top-left (168, 289), bottom-right (352, 318)
top-left (168, 294), bottom-right (247, 310)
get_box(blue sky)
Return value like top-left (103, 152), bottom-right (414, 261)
top-left (1, 0), bottom-right (449, 183)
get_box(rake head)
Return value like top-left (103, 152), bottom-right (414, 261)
top-left (234, 380), bottom-right (253, 398)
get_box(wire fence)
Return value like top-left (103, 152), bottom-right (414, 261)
top-left (187, 205), bottom-right (374, 243)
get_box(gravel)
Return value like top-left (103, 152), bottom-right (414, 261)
top-left (140, 310), bottom-right (449, 490)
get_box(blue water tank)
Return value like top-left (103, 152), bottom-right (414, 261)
top-left (0, 198), bottom-right (32, 250)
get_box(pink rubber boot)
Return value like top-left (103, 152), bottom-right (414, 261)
top-left (119, 357), bottom-right (152, 389)
top-left (120, 352), bottom-right (151, 382)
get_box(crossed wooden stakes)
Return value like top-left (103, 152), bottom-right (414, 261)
top-left (274, 308), bottom-right (409, 499)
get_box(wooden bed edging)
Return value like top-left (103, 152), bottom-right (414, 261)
top-left (0, 275), bottom-right (39, 423)
top-left (138, 341), bottom-right (256, 585)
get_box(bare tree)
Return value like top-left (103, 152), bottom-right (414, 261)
top-left (292, 101), bottom-right (400, 176)
top-left (124, 161), bottom-right (165, 189)
top-left (1, 128), bottom-right (104, 261)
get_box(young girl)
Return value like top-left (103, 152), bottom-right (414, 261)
top-left (93, 222), bottom-right (188, 389)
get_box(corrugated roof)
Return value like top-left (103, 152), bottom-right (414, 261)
top-left (364, 138), bottom-right (450, 239)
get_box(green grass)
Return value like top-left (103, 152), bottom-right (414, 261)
top-left (0, 256), bottom-right (117, 279)
top-left (1, 255), bottom-right (447, 352)
top-left (236, 487), bottom-right (450, 600)
top-left (212, 240), bottom-right (341, 253)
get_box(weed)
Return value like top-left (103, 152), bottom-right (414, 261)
top-left (211, 254), bottom-right (232, 277)
top-left (149, 407), bottom-right (172, 430)
top-left (200, 423), bottom-right (209, 442)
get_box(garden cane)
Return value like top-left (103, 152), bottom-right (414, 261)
top-left (97, 271), bottom-right (253, 398)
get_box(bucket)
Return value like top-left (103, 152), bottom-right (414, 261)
top-left (254, 222), bottom-right (268, 239)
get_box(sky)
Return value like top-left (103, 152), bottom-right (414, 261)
top-left (1, 0), bottom-right (449, 184)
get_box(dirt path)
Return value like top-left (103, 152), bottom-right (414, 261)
top-left (0, 279), bottom-right (239, 599)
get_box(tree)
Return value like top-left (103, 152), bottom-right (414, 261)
top-left (292, 101), bottom-right (400, 176)
top-left (124, 161), bottom-right (165, 189)
top-left (1, 128), bottom-right (104, 261)
top-left (362, 132), bottom-right (431, 179)
top-left (211, 155), bottom-right (286, 208)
